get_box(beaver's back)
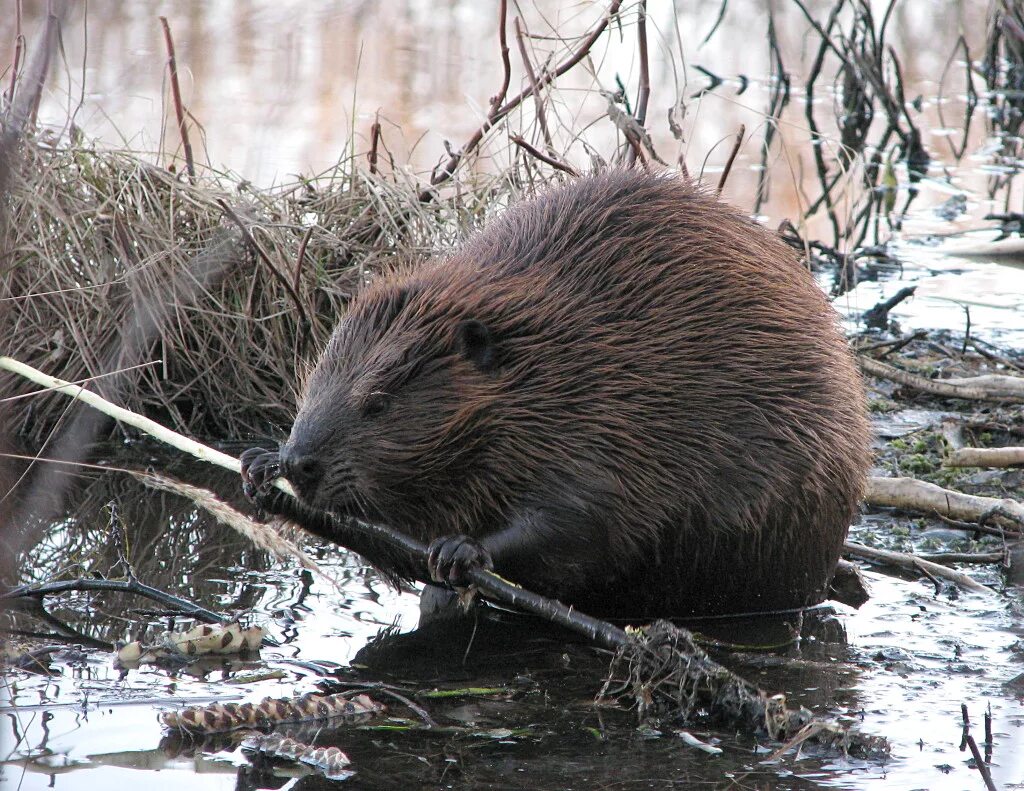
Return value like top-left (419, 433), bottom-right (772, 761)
top-left (423, 171), bottom-right (870, 615)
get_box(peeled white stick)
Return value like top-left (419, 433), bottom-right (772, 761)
top-left (0, 355), bottom-right (296, 498)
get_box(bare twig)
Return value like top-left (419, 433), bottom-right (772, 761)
top-left (421, 0), bottom-right (623, 198)
top-left (626, 0), bottom-right (650, 169)
top-left (854, 330), bottom-right (927, 356)
top-left (843, 542), bottom-right (990, 593)
top-left (716, 124), bottom-right (744, 195)
top-left (294, 226), bottom-right (313, 296)
top-left (961, 705), bottom-right (998, 791)
top-left (216, 199), bottom-right (311, 338)
top-left (488, 0), bottom-right (512, 118)
top-left (159, 17), bottom-right (195, 182)
top-left (510, 135), bottom-right (579, 177)
top-left (860, 357), bottom-right (1024, 403)
top-left (513, 16), bottom-right (554, 152)
top-left (368, 111), bottom-right (381, 174)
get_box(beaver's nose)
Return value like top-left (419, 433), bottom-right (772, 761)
top-left (279, 444), bottom-right (322, 493)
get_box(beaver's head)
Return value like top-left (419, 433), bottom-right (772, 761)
top-left (279, 269), bottom-right (507, 529)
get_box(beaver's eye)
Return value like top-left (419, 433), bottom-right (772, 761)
top-left (362, 392), bottom-right (391, 419)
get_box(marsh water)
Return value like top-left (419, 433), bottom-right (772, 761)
top-left (3, 439), bottom-right (1024, 790)
top-left (4, 1), bottom-right (1024, 789)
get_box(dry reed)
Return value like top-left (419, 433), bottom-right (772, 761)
top-left (0, 142), bottom-right (532, 443)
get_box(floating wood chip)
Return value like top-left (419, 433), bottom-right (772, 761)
top-left (117, 621), bottom-right (265, 664)
top-left (160, 692), bottom-right (385, 733)
top-left (241, 734), bottom-right (354, 781)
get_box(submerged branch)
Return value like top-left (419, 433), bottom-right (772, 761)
top-left (2, 577), bottom-right (227, 624)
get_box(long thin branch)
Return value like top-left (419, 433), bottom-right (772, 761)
top-left (0, 355), bottom-right (294, 494)
top-left (716, 124), bottom-right (745, 195)
top-left (513, 16), bottom-right (554, 152)
top-left (488, 0), bottom-right (512, 118)
top-left (3, 577), bottom-right (227, 623)
top-left (843, 541), bottom-right (990, 593)
top-left (216, 199), bottom-right (311, 337)
top-left (159, 17), bottom-right (195, 182)
top-left (510, 135), bottom-right (579, 176)
top-left (626, 0), bottom-right (650, 168)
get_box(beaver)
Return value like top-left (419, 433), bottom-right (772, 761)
top-left (242, 170), bottom-right (871, 619)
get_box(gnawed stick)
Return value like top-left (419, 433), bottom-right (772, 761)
top-left (865, 476), bottom-right (1024, 531)
top-left (843, 542), bottom-right (990, 593)
top-left (0, 355), bottom-right (294, 498)
top-left (946, 446), bottom-right (1024, 468)
top-left (860, 357), bottom-right (1024, 403)
top-left (0, 355), bottom-right (887, 754)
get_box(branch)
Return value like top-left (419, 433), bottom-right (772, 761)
top-left (626, 0), bottom-right (650, 168)
top-left (216, 199), bottom-right (311, 338)
top-left (159, 17), bottom-right (196, 182)
top-left (513, 16), bottom-right (554, 152)
top-left (865, 475), bottom-right (1024, 531)
top-left (946, 447), bottom-right (1024, 468)
top-left (843, 541), bottom-right (990, 593)
top-left (3, 578), bottom-right (227, 623)
top-left (716, 124), bottom-right (745, 195)
top-left (0, 355), bottom-right (294, 494)
top-left (510, 135), bottom-right (579, 176)
top-left (421, 0), bottom-right (623, 198)
top-left (860, 357), bottom-right (1024, 403)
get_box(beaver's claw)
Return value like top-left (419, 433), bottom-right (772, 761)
top-left (240, 446), bottom-right (281, 503)
top-left (427, 535), bottom-right (494, 587)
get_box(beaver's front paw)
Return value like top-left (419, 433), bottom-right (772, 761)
top-left (240, 447), bottom-right (281, 509)
top-left (427, 535), bottom-right (494, 587)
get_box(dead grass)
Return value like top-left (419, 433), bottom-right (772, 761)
top-left (0, 0), bottom-right (994, 444)
top-left (0, 140), bottom-right (535, 443)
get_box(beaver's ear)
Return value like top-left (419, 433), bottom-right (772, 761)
top-left (457, 319), bottom-right (497, 372)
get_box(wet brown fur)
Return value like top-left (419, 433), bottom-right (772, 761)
top-left (288, 170), bottom-right (872, 618)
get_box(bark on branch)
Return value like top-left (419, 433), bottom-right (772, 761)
top-left (860, 357), bottom-right (1024, 403)
top-left (865, 475), bottom-right (1024, 531)
top-left (945, 447), bottom-right (1024, 468)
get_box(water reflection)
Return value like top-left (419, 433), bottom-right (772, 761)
top-left (0, 0), bottom-right (992, 233)
top-left (3, 446), bottom-right (1024, 789)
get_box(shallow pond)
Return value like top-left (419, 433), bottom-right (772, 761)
top-left (2, 440), bottom-right (1023, 790)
